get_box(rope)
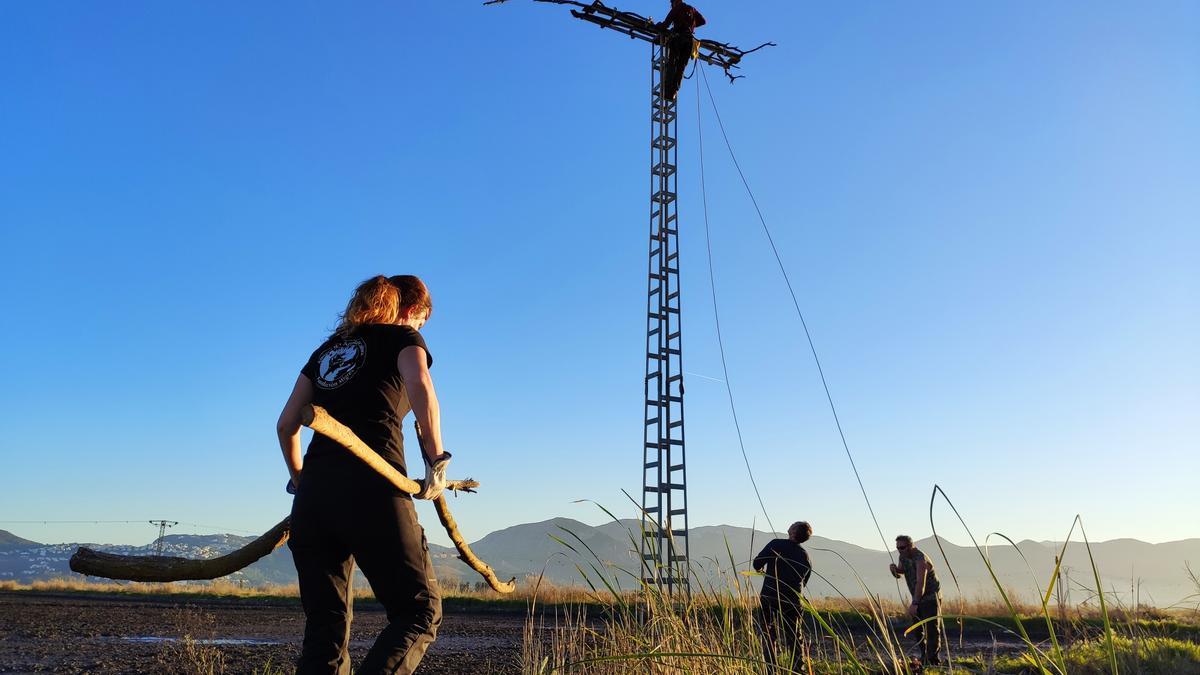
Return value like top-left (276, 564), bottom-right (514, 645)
top-left (698, 65), bottom-right (896, 565)
top-left (695, 74), bottom-right (776, 536)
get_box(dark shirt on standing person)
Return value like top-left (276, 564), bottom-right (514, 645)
top-left (300, 324), bottom-right (432, 474)
top-left (658, 3), bottom-right (706, 35)
top-left (900, 548), bottom-right (941, 603)
top-left (754, 539), bottom-right (812, 604)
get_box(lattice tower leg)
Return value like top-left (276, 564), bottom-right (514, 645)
top-left (640, 39), bottom-right (689, 595)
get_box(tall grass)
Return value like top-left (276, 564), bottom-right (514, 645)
top-left (7, 494), bottom-right (1198, 674)
top-left (522, 506), bottom-right (916, 674)
top-left (520, 492), bottom-right (1200, 674)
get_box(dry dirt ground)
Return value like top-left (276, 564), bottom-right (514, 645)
top-left (0, 591), bottom-right (1038, 674)
top-left (0, 591), bottom-right (525, 674)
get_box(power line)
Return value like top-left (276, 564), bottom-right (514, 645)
top-left (176, 522), bottom-right (260, 535)
top-left (0, 520), bottom-right (259, 535)
top-left (695, 71), bottom-right (776, 536)
top-left (0, 520), bottom-right (149, 525)
top-left (698, 65), bottom-right (895, 565)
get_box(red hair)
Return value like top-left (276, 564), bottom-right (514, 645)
top-left (333, 275), bottom-right (432, 337)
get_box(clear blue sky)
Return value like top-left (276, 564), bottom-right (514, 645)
top-left (1, 1), bottom-right (1196, 551)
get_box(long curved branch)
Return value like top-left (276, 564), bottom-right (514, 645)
top-left (70, 406), bottom-right (513, 593)
top-left (432, 496), bottom-right (515, 593)
top-left (302, 406), bottom-right (479, 494)
top-left (304, 405), bottom-right (515, 593)
top-left (70, 518), bottom-right (292, 582)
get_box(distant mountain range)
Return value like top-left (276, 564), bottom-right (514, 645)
top-left (0, 530), bottom-right (39, 548)
top-left (2, 522), bottom-right (1196, 607)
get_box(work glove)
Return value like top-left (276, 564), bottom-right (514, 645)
top-left (415, 450), bottom-right (452, 500)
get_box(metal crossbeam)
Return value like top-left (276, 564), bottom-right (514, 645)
top-left (494, 0), bottom-right (774, 79)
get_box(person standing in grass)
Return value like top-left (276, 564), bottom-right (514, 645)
top-left (276, 274), bottom-right (451, 675)
top-left (889, 534), bottom-right (943, 667)
top-left (753, 520), bottom-right (814, 671)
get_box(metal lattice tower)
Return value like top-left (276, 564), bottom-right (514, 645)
top-left (641, 41), bottom-right (688, 592)
top-left (149, 519), bottom-right (177, 557)
top-left (489, 0), bottom-right (771, 593)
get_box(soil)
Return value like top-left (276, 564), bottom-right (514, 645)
top-left (0, 591), bottom-right (526, 674)
top-left (0, 591), bottom-right (1036, 673)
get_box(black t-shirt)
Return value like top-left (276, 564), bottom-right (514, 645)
top-left (754, 538), bottom-right (813, 603)
top-left (661, 4), bottom-right (706, 33)
top-left (299, 324), bottom-right (432, 475)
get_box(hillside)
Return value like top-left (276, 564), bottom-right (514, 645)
top-left (2, 524), bottom-right (1196, 607)
top-left (0, 530), bottom-right (40, 548)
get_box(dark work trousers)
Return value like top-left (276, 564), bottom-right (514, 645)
top-left (662, 31), bottom-right (695, 101)
top-left (759, 596), bottom-right (804, 672)
top-left (289, 458), bottom-right (442, 675)
top-left (915, 596), bottom-right (942, 665)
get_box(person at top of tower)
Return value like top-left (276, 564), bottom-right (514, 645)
top-left (656, 0), bottom-right (706, 35)
top-left (655, 0), bottom-right (706, 101)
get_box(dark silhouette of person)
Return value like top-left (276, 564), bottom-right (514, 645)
top-left (754, 521), bottom-right (813, 672)
top-left (277, 275), bottom-right (450, 675)
top-left (889, 535), bottom-right (944, 667)
top-left (655, 0), bottom-right (706, 101)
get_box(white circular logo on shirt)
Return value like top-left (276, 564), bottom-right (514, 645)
top-left (315, 338), bottom-right (366, 389)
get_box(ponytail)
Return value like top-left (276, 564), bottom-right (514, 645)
top-left (333, 274), bottom-right (433, 337)
top-left (334, 276), bottom-right (401, 337)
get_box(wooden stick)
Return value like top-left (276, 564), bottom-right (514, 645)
top-left (70, 518), bottom-right (291, 582)
top-left (433, 495), bottom-right (516, 593)
top-left (68, 405), bottom-right (510, 593)
top-left (302, 405), bottom-right (422, 492)
top-left (304, 405), bottom-right (514, 593)
top-left (301, 405), bottom-right (481, 494)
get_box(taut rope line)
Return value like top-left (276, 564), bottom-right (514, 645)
top-left (695, 72), bottom-right (776, 536)
top-left (698, 64), bottom-right (896, 568)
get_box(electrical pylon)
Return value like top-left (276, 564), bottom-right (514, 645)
top-left (149, 520), bottom-right (178, 557)
top-left (488, 0), bottom-right (771, 593)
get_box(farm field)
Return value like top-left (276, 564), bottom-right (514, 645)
top-left (3, 588), bottom-right (1199, 673)
top-left (0, 590), bottom-right (524, 674)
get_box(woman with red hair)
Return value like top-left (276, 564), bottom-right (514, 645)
top-left (276, 274), bottom-right (449, 675)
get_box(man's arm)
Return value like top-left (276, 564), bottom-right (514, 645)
top-left (656, 5), bottom-right (681, 31)
top-left (907, 555), bottom-right (930, 614)
top-left (276, 374), bottom-right (314, 485)
top-left (800, 549), bottom-right (813, 586)
top-left (693, 8), bottom-right (706, 29)
top-left (913, 559), bottom-right (929, 600)
top-left (752, 542), bottom-right (774, 573)
top-left (397, 345), bottom-right (446, 463)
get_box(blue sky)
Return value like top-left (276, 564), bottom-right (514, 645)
top-left (1, 1), bottom-right (1196, 551)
